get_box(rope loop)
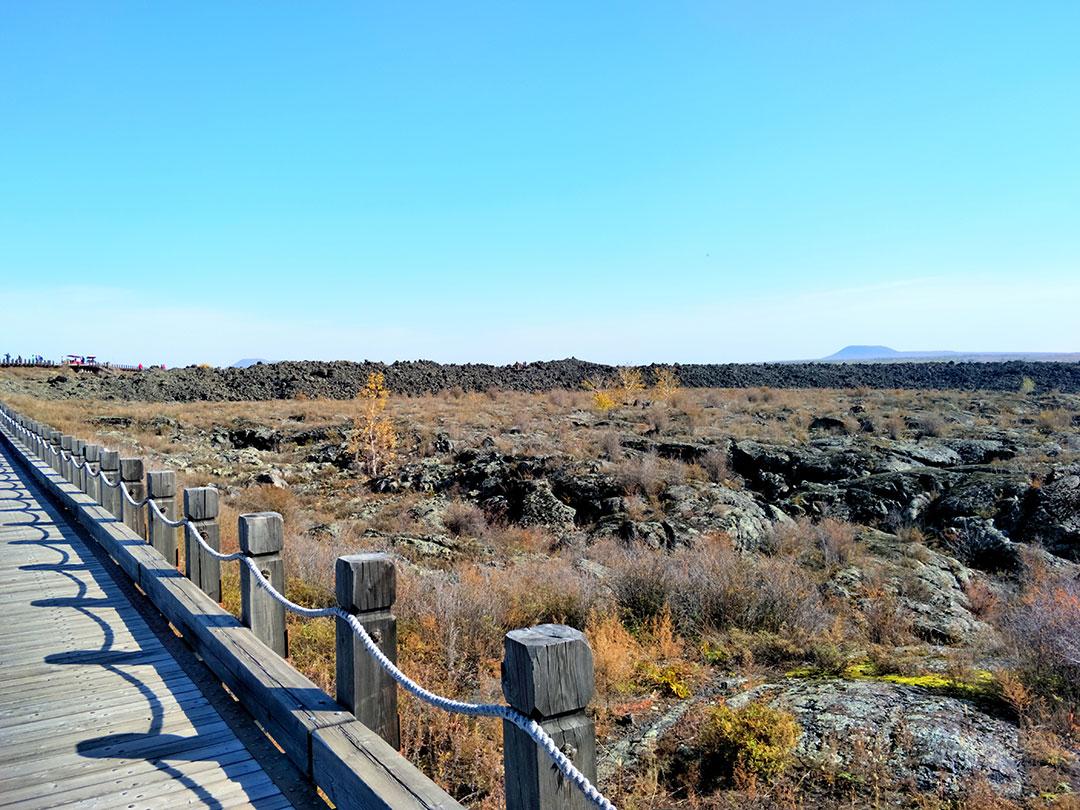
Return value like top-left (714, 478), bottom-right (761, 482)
top-left (120, 480), bottom-right (150, 508)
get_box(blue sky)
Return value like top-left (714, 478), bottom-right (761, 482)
top-left (2, 2), bottom-right (1078, 366)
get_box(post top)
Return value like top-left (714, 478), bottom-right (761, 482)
top-left (99, 450), bottom-right (120, 469)
top-left (335, 553), bottom-right (396, 613)
top-left (60, 435), bottom-right (73, 448)
top-left (502, 624), bottom-right (594, 717)
top-left (119, 457), bottom-right (144, 480)
top-left (238, 512), bottom-right (284, 555)
top-left (145, 470), bottom-right (176, 497)
top-left (183, 487), bottom-right (219, 519)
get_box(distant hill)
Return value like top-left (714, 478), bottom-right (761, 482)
top-left (825, 345), bottom-right (902, 361)
top-left (821, 346), bottom-right (1080, 363)
top-left (231, 358), bottom-right (270, 368)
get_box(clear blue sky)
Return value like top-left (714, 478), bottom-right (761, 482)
top-left (2, 2), bottom-right (1078, 366)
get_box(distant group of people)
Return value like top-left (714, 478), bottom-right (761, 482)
top-left (2, 354), bottom-right (52, 366)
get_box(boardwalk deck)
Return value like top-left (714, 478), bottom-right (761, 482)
top-left (0, 443), bottom-right (297, 809)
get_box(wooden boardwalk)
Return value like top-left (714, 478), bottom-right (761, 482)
top-left (0, 444), bottom-right (297, 809)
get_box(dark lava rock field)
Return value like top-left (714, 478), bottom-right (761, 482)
top-left (9, 358), bottom-right (1080, 401)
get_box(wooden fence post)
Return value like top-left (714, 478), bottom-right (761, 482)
top-left (502, 624), bottom-right (597, 810)
top-left (71, 439), bottom-right (85, 491)
top-left (99, 451), bottom-right (122, 518)
top-left (183, 487), bottom-right (221, 601)
top-left (83, 444), bottom-right (102, 501)
top-left (146, 471), bottom-right (177, 566)
top-left (48, 431), bottom-right (61, 471)
top-left (335, 553), bottom-right (400, 749)
top-left (238, 512), bottom-right (288, 657)
top-left (60, 435), bottom-right (73, 479)
top-left (120, 458), bottom-right (146, 538)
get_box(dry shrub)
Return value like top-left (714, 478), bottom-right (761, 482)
top-left (884, 414), bottom-right (906, 439)
top-left (916, 413), bottom-right (948, 438)
top-left (814, 517), bottom-right (858, 567)
top-left (608, 549), bottom-right (673, 627)
top-left (613, 452), bottom-right (666, 499)
top-left (598, 430), bottom-right (623, 459)
top-left (859, 578), bottom-right (914, 645)
top-left (1001, 674), bottom-right (1035, 723)
top-left (637, 608), bottom-right (698, 699)
top-left (700, 447), bottom-right (732, 483)
top-left (1000, 574), bottom-right (1080, 702)
top-left (233, 484), bottom-right (299, 526)
top-left (963, 578), bottom-right (1000, 619)
top-left (645, 405), bottom-right (672, 435)
top-left (287, 615), bottom-right (335, 692)
top-left (547, 388), bottom-right (574, 408)
top-left (690, 701), bottom-right (801, 791)
top-left (483, 523), bottom-right (554, 554)
top-left (390, 556), bottom-right (603, 803)
top-left (764, 516), bottom-right (859, 568)
top-left (442, 500), bottom-right (487, 538)
top-left (607, 538), bottom-right (830, 638)
top-left (587, 611), bottom-right (642, 700)
top-left (1037, 408), bottom-right (1072, 434)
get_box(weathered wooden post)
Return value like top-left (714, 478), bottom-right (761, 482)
top-left (502, 624), bottom-right (597, 810)
top-left (335, 553), bottom-right (400, 748)
top-left (183, 487), bottom-right (221, 601)
top-left (71, 439), bottom-right (85, 491)
top-left (49, 431), bottom-right (62, 471)
top-left (238, 512), bottom-right (288, 656)
top-left (119, 458), bottom-right (146, 538)
top-left (50, 427), bottom-right (63, 473)
top-left (146, 471), bottom-right (178, 566)
top-left (83, 444), bottom-right (102, 501)
top-left (99, 450), bottom-right (122, 519)
top-left (59, 438), bottom-right (73, 481)
top-left (54, 433), bottom-right (68, 475)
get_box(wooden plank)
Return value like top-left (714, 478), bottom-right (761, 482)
top-left (0, 736), bottom-right (248, 795)
top-left (49, 759), bottom-right (282, 810)
top-left (0, 747), bottom-right (260, 809)
top-left (0, 727), bottom-right (242, 785)
top-left (0, 682), bottom-right (207, 727)
top-left (1, 697), bottom-right (227, 747)
top-left (312, 721), bottom-right (460, 810)
top-left (0, 707), bottom-right (232, 764)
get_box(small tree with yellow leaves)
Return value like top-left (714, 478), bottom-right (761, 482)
top-left (651, 367), bottom-right (680, 404)
top-left (350, 372), bottom-right (397, 476)
top-left (584, 377), bottom-right (617, 413)
top-left (584, 367), bottom-right (648, 413)
top-left (615, 367), bottom-right (645, 404)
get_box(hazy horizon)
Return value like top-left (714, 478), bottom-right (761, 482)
top-left (3, 3), bottom-right (1079, 366)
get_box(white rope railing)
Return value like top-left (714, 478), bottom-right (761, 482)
top-left (0, 409), bottom-right (617, 810)
top-left (120, 480), bottom-right (150, 508)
